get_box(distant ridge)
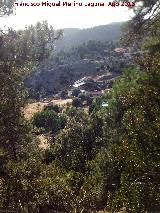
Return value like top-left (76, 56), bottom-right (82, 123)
top-left (55, 22), bottom-right (124, 51)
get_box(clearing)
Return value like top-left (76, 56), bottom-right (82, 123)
top-left (24, 98), bottom-right (72, 119)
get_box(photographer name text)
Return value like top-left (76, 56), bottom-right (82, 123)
top-left (15, 1), bottom-right (136, 7)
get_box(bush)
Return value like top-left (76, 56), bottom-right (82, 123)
top-left (72, 88), bottom-right (81, 97)
top-left (44, 104), bottom-right (60, 113)
top-left (78, 93), bottom-right (86, 102)
top-left (72, 98), bottom-right (83, 108)
top-left (32, 109), bottom-right (60, 133)
top-left (42, 149), bottom-right (55, 164)
top-left (59, 114), bottom-right (67, 129)
top-left (60, 90), bottom-right (68, 99)
top-left (86, 95), bottom-right (94, 106)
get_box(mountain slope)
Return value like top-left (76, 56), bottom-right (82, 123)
top-left (55, 22), bottom-right (123, 51)
top-left (25, 22), bottom-right (128, 98)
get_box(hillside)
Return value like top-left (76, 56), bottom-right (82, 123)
top-left (2, 0), bottom-right (160, 211)
top-left (55, 22), bottom-right (123, 51)
top-left (25, 39), bottom-right (132, 99)
top-left (25, 22), bottom-right (129, 99)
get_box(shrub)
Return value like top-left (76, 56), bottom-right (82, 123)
top-left (78, 93), bottom-right (86, 102)
top-left (86, 95), bottom-right (94, 106)
top-left (44, 104), bottom-right (60, 113)
top-left (32, 110), bottom-right (60, 133)
top-left (72, 98), bottom-right (83, 108)
top-left (72, 88), bottom-right (81, 97)
top-left (60, 90), bottom-right (68, 99)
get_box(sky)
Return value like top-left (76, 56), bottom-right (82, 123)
top-left (2, 0), bottom-right (134, 30)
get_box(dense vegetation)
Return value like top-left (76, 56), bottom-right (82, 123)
top-left (55, 23), bottom-right (122, 52)
top-left (25, 38), bottom-right (127, 99)
top-left (0, 0), bottom-right (160, 212)
top-left (25, 38), bottom-right (130, 98)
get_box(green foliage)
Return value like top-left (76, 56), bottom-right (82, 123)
top-left (78, 92), bottom-right (86, 102)
top-left (142, 36), bottom-right (160, 53)
top-left (44, 103), bottom-right (60, 113)
top-left (0, 10), bottom-right (62, 209)
top-left (0, 158), bottom-right (75, 212)
top-left (1, 1), bottom-right (160, 212)
top-left (60, 90), bottom-right (68, 99)
top-left (59, 113), bottom-right (67, 129)
top-left (86, 95), bottom-right (94, 106)
top-left (54, 118), bottom-right (88, 172)
top-left (72, 88), bottom-right (81, 97)
top-left (42, 149), bottom-right (55, 164)
top-left (74, 40), bottom-right (116, 59)
top-left (72, 97), bottom-right (83, 107)
top-left (120, 0), bottom-right (160, 47)
top-left (26, 36), bottom-right (128, 97)
top-left (32, 109), bottom-right (60, 133)
top-left (96, 54), bottom-right (160, 212)
top-left (65, 106), bottom-right (88, 122)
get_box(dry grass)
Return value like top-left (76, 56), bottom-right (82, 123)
top-left (38, 134), bottom-right (50, 149)
top-left (51, 98), bottom-right (72, 106)
top-left (24, 98), bottom-right (72, 149)
top-left (24, 102), bottom-right (45, 119)
top-left (24, 98), bottom-right (72, 119)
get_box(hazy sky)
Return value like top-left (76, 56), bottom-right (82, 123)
top-left (2, 0), bottom-right (134, 30)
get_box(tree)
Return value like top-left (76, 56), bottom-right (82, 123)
top-left (0, 21), bottom-right (61, 156)
top-left (53, 109), bottom-right (95, 171)
top-left (32, 109), bottom-right (60, 133)
top-left (72, 97), bottom-right (83, 107)
top-left (60, 90), bottom-right (68, 99)
top-left (92, 9), bottom-right (160, 211)
top-left (44, 103), bottom-right (60, 113)
top-left (121, 0), bottom-right (160, 47)
top-left (72, 88), bottom-right (81, 97)
top-left (0, 2), bottom-right (62, 208)
top-left (107, 55), bottom-right (160, 212)
top-left (78, 93), bottom-right (86, 102)
top-left (86, 95), bottom-right (94, 106)
top-left (0, 0), bottom-right (15, 16)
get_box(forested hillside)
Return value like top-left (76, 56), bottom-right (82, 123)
top-left (25, 40), bottom-right (131, 98)
top-left (0, 0), bottom-right (160, 212)
top-left (25, 22), bottom-right (123, 98)
top-left (55, 22), bottom-right (122, 51)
